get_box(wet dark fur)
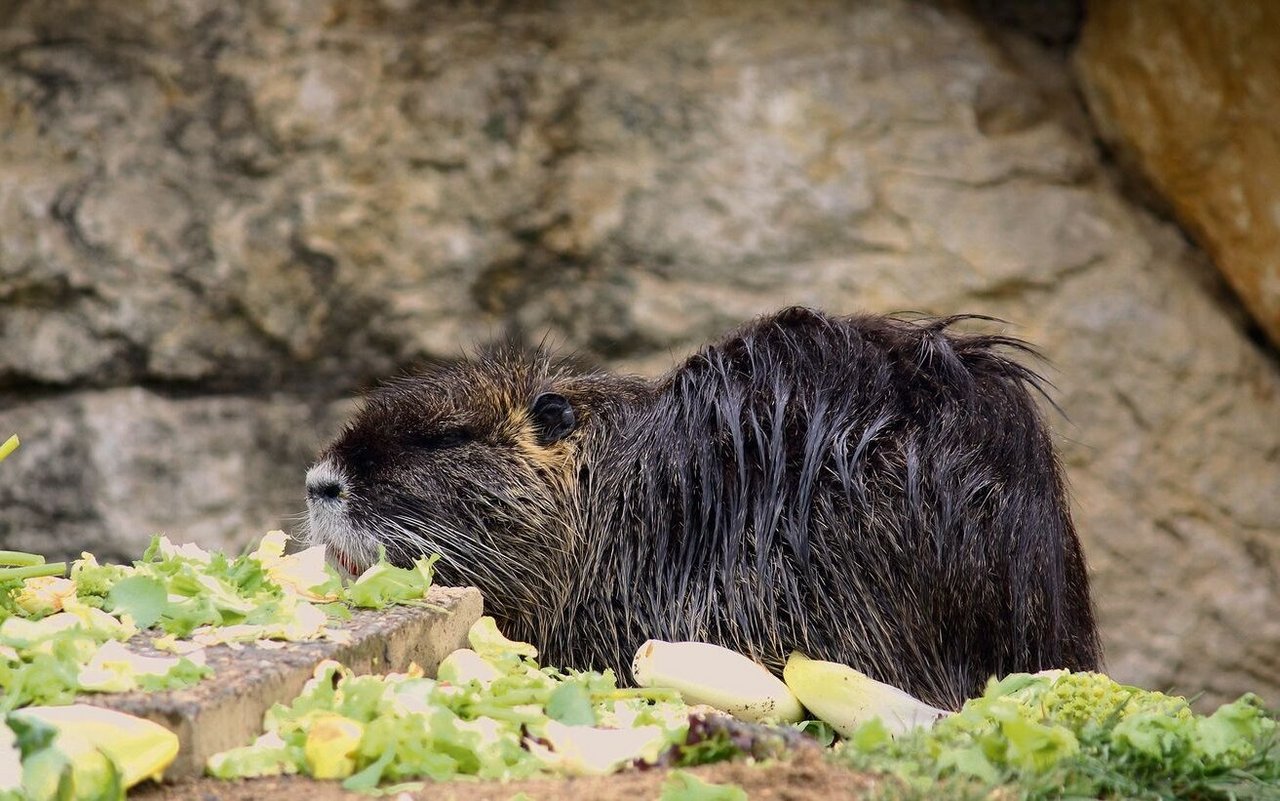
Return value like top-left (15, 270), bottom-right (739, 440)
top-left (311, 307), bottom-right (1102, 708)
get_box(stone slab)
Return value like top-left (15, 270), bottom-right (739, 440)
top-left (86, 586), bottom-right (483, 779)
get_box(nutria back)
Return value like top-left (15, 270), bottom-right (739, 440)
top-left (307, 307), bottom-right (1101, 708)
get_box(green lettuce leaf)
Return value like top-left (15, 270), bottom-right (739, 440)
top-left (345, 555), bottom-right (438, 609)
top-left (546, 683), bottom-right (595, 726)
top-left (105, 577), bottom-right (167, 629)
top-left (660, 770), bottom-right (748, 801)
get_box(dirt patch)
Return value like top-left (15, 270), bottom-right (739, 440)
top-left (137, 750), bottom-right (886, 800)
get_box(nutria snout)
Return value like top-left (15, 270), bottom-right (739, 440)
top-left (306, 307), bottom-right (1102, 708)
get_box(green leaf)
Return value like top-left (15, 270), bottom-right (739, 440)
top-left (140, 536), bottom-right (163, 564)
top-left (674, 731), bottom-right (740, 768)
top-left (659, 770), bottom-right (748, 801)
top-left (5, 714), bottom-right (58, 758)
top-left (105, 576), bottom-right (168, 629)
top-left (159, 594), bottom-right (218, 637)
top-left (983, 672), bottom-right (1048, 700)
top-left (0, 633), bottom-right (90, 711)
top-left (17, 738), bottom-right (72, 801)
top-left (70, 556), bottom-right (128, 598)
top-left (1194, 694), bottom-right (1272, 759)
top-left (847, 717), bottom-right (892, 751)
top-left (336, 675), bottom-right (393, 723)
top-left (796, 718), bottom-right (836, 747)
top-left (545, 683), bottom-right (595, 726)
top-left (136, 658), bottom-right (213, 692)
top-left (205, 741), bottom-right (298, 779)
top-left (318, 602), bottom-right (352, 620)
top-left (936, 744), bottom-right (1000, 784)
top-left (467, 616), bottom-right (538, 659)
top-left (1110, 712), bottom-right (1180, 760)
top-left (998, 716), bottom-right (1079, 772)
top-left (345, 555), bottom-right (437, 609)
top-left (341, 743), bottom-right (396, 791)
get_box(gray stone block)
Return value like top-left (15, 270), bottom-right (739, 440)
top-left (86, 586), bottom-right (483, 779)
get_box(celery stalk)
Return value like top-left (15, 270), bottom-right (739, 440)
top-left (0, 551), bottom-right (45, 567)
top-left (0, 562), bottom-right (66, 581)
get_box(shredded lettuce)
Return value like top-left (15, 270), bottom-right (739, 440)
top-left (837, 670), bottom-right (1280, 801)
top-left (0, 529), bottom-right (443, 717)
top-left (345, 554), bottom-right (438, 609)
top-left (209, 616), bottom-right (695, 786)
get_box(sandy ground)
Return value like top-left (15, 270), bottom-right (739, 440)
top-left (137, 750), bottom-right (886, 800)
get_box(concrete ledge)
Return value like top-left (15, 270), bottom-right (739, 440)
top-left (87, 586), bottom-right (483, 779)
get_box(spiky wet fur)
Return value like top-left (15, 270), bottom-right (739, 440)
top-left (310, 307), bottom-right (1102, 709)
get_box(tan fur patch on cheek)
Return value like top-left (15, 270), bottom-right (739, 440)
top-left (503, 407), bottom-right (528, 434)
top-left (503, 407), bottom-right (576, 480)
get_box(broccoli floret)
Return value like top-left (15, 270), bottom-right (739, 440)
top-left (1006, 671), bottom-right (1193, 731)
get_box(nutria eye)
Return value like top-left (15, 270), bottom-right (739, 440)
top-left (531, 393), bottom-right (575, 444)
top-left (407, 429), bottom-right (469, 450)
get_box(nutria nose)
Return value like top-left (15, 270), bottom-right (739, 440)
top-left (305, 461), bottom-right (347, 504)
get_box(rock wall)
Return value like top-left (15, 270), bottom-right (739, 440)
top-left (1076, 0), bottom-right (1280, 349)
top-left (1, 0), bottom-right (1277, 706)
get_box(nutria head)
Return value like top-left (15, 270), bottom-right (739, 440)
top-left (305, 346), bottom-right (647, 626)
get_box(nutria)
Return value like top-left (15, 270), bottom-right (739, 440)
top-left (305, 307), bottom-right (1101, 709)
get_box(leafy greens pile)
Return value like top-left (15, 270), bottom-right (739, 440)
top-left (207, 616), bottom-right (803, 789)
top-left (840, 670), bottom-right (1280, 800)
top-left (1, 519), bottom-right (438, 711)
top-left (208, 615), bottom-right (700, 788)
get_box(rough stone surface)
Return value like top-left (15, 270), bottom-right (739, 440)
top-left (1075, 0), bottom-right (1280, 348)
top-left (0, 389), bottom-right (344, 561)
top-left (0, 0), bottom-right (1277, 707)
top-left (91, 585), bottom-right (483, 778)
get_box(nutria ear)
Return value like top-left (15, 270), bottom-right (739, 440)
top-left (531, 392), bottom-right (576, 444)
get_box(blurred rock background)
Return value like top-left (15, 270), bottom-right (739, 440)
top-left (0, 0), bottom-right (1276, 706)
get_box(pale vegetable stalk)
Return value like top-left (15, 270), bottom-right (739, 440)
top-left (437, 648), bottom-right (503, 687)
top-left (631, 640), bottom-right (804, 724)
top-left (0, 724), bottom-right (20, 793)
top-left (11, 704), bottom-right (180, 788)
top-left (0, 434), bottom-right (18, 463)
top-left (783, 652), bottom-right (950, 736)
top-left (527, 721), bottom-right (667, 776)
